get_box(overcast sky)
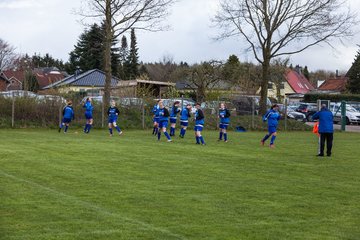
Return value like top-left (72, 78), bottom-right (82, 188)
top-left (1, 0), bottom-right (360, 72)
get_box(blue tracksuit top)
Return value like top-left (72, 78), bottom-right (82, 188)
top-left (107, 107), bottom-right (120, 120)
top-left (158, 107), bottom-right (169, 122)
top-left (219, 108), bottom-right (230, 124)
top-left (263, 109), bottom-right (280, 127)
top-left (170, 106), bottom-right (180, 118)
top-left (152, 104), bottom-right (160, 117)
top-left (195, 109), bottom-right (205, 126)
top-left (83, 101), bottom-right (93, 114)
top-left (312, 108), bottom-right (334, 133)
top-left (63, 106), bottom-right (74, 119)
top-left (180, 108), bottom-right (190, 121)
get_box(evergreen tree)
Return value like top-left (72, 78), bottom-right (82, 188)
top-left (124, 28), bottom-right (139, 79)
top-left (118, 35), bottom-right (129, 79)
top-left (303, 66), bottom-right (310, 80)
top-left (347, 49), bottom-right (360, 94)
top-left (66, 23), bottom-right (120, 76)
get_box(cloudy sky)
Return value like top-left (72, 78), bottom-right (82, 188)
top-left (1, 0), bottom-right (360, 72)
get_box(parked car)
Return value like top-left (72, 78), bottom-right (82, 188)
top-left (36, 94), bottom-right (67, 103)
top-left (230, 96), bottom-right (272, 115)
top-left (295, 103), bottom-right (318, 121)
top-left (329, 103), bottom-right (360, 125)
top-left (277, 104), bottom-right (306, 122)
top-left (0, 90), bottom-right (37, 98)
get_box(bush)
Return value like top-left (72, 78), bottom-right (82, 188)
top-left (303, 93), bottom-right (360, 102)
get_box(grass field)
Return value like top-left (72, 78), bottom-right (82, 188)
top-left (1, 129), bottom-right (360, 240)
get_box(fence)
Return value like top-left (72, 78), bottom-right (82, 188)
top-left (0, 95), bottom-right (311, 131)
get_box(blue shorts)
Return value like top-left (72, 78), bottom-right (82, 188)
top-left (85, 112), bottom-right (93, 120)
top-left (153, 117), bottom-right (159, 123)
top-left (219, 123), bottom-right (229, 129)
top-left (180, 121), bottom-right (188, 127)
top-left (170, 117), bottom-right (177, 124)
top-left (108, 117), bottom-right (118, 124)
top-left (159, 120), bottom-right (168, 128)
top-left (194, 125), bottom-right (204, 132)
top-left (62, 118), bottom-right (71, 124)
top-left (268, 126), bottom-right (277, 134)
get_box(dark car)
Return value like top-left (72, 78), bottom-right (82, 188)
top-left (277, 104), bottom-right (306, 122)
top-left (295, 103), bottom-right (318, 121)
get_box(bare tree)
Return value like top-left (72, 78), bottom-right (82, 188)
top-left (0, 39), bottom-right (17, 72)
top-left (79, 0), bottom-right (175, 107)
top-left (185, 61), bottom-right (224, 102)
top-left (214, 0), bottom-right (357, 113)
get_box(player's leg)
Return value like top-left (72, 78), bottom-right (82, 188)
top-left (270, 131), bottom-right (277, 147)
top-left (326, 133), bottom-right (333, 157)
top-left (108, 122), bottom-right (113, 136)
top-left (113, 121), bottom-right (122, 134)
top-left (223, 126), bottom-right (228, 142)
top-left (163, 124), bottom-right (171, 142)
top-left (219, 124), bottom-right (223, 141)
top-left (170, 121), bottom-right (176, 136)
top-left (87, 118), bottom-right (93, 133)
top-left (318, 133), bottom-right (325, 156)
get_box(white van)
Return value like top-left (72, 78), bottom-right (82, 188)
top-left (329, 103), bottom-right (360, 125)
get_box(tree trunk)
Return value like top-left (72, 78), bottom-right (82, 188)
top-left (103, 0), bottom-right (112, 109)
top-left (260, 59), bottom-right (270, 115)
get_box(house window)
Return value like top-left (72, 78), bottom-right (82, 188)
top-left (280, 82), bottom-right (285, 89)
top-left (268, 83), bottom-right (273, 89)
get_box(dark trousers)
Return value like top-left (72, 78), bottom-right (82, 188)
top-left (319, 133), bottom-right (333, 156)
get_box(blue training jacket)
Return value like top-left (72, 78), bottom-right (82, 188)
top-left (107, 106), bottom-right (120, 120)
top-left (195, 109), bottom-right (205, 126)
top-left (312, 107), bottom-right (334, 133)
top-left (263, 109), bottom-right (280, 127)
top-left (152, 104), bottom-right (160, 118)
top-left (219, 108), bottom-right (230, 124)
top-left (83, 101), bottom-right (93, 114)
top-left (180, 108), bottom-right (190, 121)
top-left (63, 105), bottom-right (74, 119)
top-left (158, 107), bottom-right (169, 122)
top-left (170, 106), bottom-right (180, 118)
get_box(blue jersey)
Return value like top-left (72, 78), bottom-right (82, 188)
top-left (107, 106), bottom-right (120, 120)
top-left (158, 107), bottom-right (170, 122)
top-left (152, 104), bottom-right (160, 117)
top-left (195, 109), bottom-right (205, 126)
top-left (263, 109), bottom-right (280, 127)
top-left (170, 106), bottom-right (180, 118)
top-left (180, 108), bottom-right (191, 121)
top-left (83, 101), bottom-right (93, 114)
top-left (63, 105), bottom-right (74, 119)
top-left (219, 108), bottom-right (230, 124)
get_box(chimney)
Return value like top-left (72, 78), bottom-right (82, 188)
top-left (295, 65), bottom-right (302, 74)
top-left (336, 69), bottom-right (339, 78)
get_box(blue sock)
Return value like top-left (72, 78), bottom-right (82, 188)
top-left (270, 135), bottom-right (276, 145)
top-left (157, 131), bottom-right (161, 140)
top-left (164, 132), bottom-right (171, 140)
top-left (155, 128), bottom-right (159, 135)
top-left (219, 132), bottom-right (223, 140)
top-left (180, 128), bottom-right (184, 136)
top-left (262, 134), bottom-right (270, 142)
top-left (200, 136), bottom-right (205, 144)
top-left (109, 128), bottom-right (113, 135)
top-left (64, 125), bottom-right (69, 132)
top-left (87, 124), bottom-right (92, 133)
top-left (116, 126), bottom-right (121, 132)
top-left (170, 127), bottom-right (175, 136)
top-left (224, 133), bottom-right (228, 141)
top-left (152, 127), bottom-right (156, 134)
top-left (196, 136), bottom-right (200, 144)
top-left (182, 129), bottom-right (186, 137)
top-left (59, 124), bottom-right (63, 129)
top-left (84, 124), bottom-right (88, 132)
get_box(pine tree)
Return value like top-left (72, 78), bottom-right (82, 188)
top-left (347, 49), bottom-right (360, 94)
top-left (124, 28), bottom-right (139, 79)
top-left (118, 35), bottom-right (129, 79)
top-left (303, 66), bottom-right (310, 80)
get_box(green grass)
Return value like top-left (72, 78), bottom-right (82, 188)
top-left (1, 129), bottom-right (359, 240)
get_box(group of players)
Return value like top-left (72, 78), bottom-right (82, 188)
top-left (58, 97), bottom-right (281, 147)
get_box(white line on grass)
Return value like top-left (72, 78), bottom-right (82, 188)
top-left (0, 170), bottom-right (187, 240)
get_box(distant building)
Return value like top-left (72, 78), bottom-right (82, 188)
top-left (260, 66), bottom-right (315, 102)
top-left (43, 69), bottom-right (119, 95)
top-left (317, 76), bottom-right (348, 94)
top-left (114, 79), bottom-right (175, 98)
top-left (0, 72), bottom-right (10, 91)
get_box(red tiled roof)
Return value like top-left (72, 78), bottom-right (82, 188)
top-left (35, 73), bottom-right (64, 89)
top-left (286, 70), bottom-right (314, 94)
top-left (3, 70), bottom-right (26, 83)
top-left (318, 77), bottom-right (347, 92)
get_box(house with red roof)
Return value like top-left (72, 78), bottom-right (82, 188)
top-left (265, 66), bottom-right (315, 101)
top-left (317, 76), bottom-right (348, 93)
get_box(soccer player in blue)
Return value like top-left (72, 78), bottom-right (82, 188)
top-left (107, 100), bottom-right (122, 137)
top-left (170, 101), bottom-right (181, 136)
top-left (58, 100), bottom-right (74, 133)
top-left (83, 97), bottom-right (93, 133)
top-left (179, 103), bottom-right (192, 138)
top-left (261, 104), bottom-right (281, 148)
top-left (218, 103), bottom-right (231, 142)
top-left (157, 100), bottom-right (172, 142)
top-left (152, 100), bottom-right (160, 135)
top-left (194, 102), bottom-right (205, 145)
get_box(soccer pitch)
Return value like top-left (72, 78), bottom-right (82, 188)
top-left (1, 129), bottom-right (359, 240)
